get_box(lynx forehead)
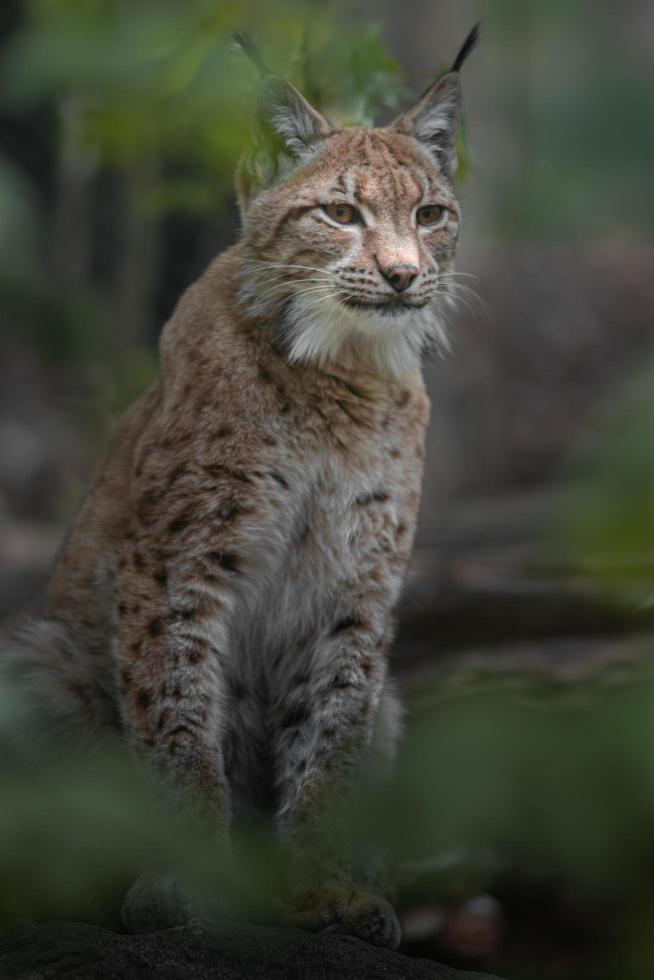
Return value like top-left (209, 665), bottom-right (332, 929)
top-left (246, 128), bottom-right (460, 259)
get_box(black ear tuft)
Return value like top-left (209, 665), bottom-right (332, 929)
top-left (451, 22), bottom-right (481, 74)
top-left (232, 30), bottom-right (270, 78)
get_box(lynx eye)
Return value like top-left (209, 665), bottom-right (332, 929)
top-left (323, 203), bottom-right (361, 225)
top-left (416, 205), bottom-right (445, 227)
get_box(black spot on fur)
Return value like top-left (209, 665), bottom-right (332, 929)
top-left (168, 509), bottom-right (193, 535)
top-left (229, 679), bottom-right (246, 700)
top-left (342, 381), bottom-right (365, 399)
top-left (276, 385), bottom-right (290, 413)
top-left (281, 704), bottom-right (310, 730)
top-left (215, 499), bottom-right (241, 522)
top-left (148, 617), bottom-right (163, 637)
top-left (330, 615), bottom-right (361, 636)
top-left (204, 463), bottom-right (252, 484)
top-left (135, 490), bottom-right (160, 524)
top-left (171, 606), bottom-right (193, 621)
top-left (356, 490), bottom-right (389, 506)
top-left (168, 724), bottom-right (197, 739)
top-left (297, 525), bottom-right (311, 546)
top-left (187, 645), bottom-right (207, 665)
top-left (153, 568), bottom-right (168, 587)
top-left (136, 688), bottom-right (152, 710)
top-left (166, 464), bottom-right (187, 488)
top-left (208, 551), bottom-right (240, 573)
top-left (271, 472), bottom-right (289, 490)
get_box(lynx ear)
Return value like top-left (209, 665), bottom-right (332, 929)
top-left (256, 76), bottom-right (330, 159)
top-left (390, 72), bottom-right (462, 177)
top-left (237, 76), bottom-right (330, 210)
top-left (391, 23), bottom-right (479, 177)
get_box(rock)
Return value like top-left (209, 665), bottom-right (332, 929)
top-left (441, 895), bottom-right (503, 961)
top-left (0, 919), bottom-right (505, 980)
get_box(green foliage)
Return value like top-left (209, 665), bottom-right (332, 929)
top-left (288, 23), bottom-right (407, 126)
top-left (5, 655), bottom-right (654, 980)
top-left (356, 659), bottom-right (654, 884)
top-left (1, 1), bottom-right (408, 196)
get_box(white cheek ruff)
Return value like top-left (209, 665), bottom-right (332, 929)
top-left (284, 292), bottom-right (449, 378)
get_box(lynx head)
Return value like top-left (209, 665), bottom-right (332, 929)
top-left (236, 26), bottom-right (479, 378)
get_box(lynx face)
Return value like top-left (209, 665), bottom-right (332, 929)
top-left (237, 72), bottom-right (466, 376)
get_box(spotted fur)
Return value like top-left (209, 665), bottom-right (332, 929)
top-left (3, 39), bottom-right (477, 948)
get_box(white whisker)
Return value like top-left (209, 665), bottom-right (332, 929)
top-left (244, 260), bottom-right (330, 276)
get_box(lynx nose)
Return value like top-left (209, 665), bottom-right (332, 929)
top-left (382, 263), bottom-right (419, 293)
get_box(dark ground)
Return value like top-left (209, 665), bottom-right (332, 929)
top-left (0, 920), bottom-right (503, 980)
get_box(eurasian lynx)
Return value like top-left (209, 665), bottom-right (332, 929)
top-left (6, 27), bottom-right (478, 948)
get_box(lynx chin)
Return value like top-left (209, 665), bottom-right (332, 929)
top-left (4, 25), bottom-right (479, 949)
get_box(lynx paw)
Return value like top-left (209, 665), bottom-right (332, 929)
top-left (288, 883), bottom-right (402, 950)
top-left (121, 871), bottom-right (199, 933)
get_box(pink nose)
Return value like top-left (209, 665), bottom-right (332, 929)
top-left (382, 264), bottom-right (419, 293)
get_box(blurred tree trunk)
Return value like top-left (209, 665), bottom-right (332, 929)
top-left (113, 160), bottom-right (161, 354)
top-left (49, 98), bottom-right (97, 293)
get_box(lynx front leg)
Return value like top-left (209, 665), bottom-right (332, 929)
top-left (117, 587), bottom-right (231, 829)
top-left (275, 614), bottom-right (402, 949)
top-left (115, 539), bottom-right (234, 929)
top-left (115, 446), bottom-right (292, 927)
